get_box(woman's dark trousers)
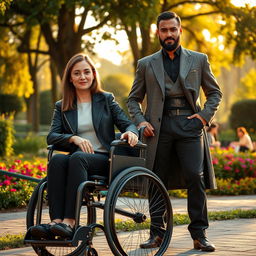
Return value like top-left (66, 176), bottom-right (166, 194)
top-left (47, 151), bottom-right (109, 220)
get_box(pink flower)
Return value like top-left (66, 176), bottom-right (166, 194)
top-left (224, 166), bottom-right (232, 171)
top-left (238, 158), bottom-right (245, 163)
top-left (3, 180), bottom-right (11, 186)
top-left (212, 158), bottom-right (218, 165)
top-left (15, 160), bottom-right (21, 164)
top-left (10, 188), bottom-right (17, 192)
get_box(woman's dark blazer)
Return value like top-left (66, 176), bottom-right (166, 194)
top-left (47, 92), bottom-right (138, 153)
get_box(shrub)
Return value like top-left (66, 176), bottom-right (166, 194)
top-left (0, 116), bottom-right (14, 157)
top-left (229, 99), bottom-right (256, 131)
top-left (13, 134), bottom-right (46, 155)
top-left (0, 94), bottom-right (23, 116)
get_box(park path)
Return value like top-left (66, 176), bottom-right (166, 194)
top-left (0, 195), bottom-right (256, 255)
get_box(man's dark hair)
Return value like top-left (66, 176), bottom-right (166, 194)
top-left (157, 11), bottom-right (181, 27)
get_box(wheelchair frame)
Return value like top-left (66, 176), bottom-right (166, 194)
top-left (24, 139), bottom-right (173, 256)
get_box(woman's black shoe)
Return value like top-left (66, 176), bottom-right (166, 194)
top-left (50, 223), bottom-right (74, 239)
top-left (30, 224), bottom-right (54, 240)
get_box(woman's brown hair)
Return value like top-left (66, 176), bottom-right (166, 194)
top-left (61, 53), bottom-right (103, 111)
top-left (237, 127), bottom-right (248, 135)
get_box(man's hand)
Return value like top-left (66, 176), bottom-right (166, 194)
top-left (138, 121), bottom-right (155, 137)
top-left (69, 136), bottom-right (94, 153)
top-left (187, 114), bottom-right (207, 126)
top-left (120, 131), bottom-right (138, 147)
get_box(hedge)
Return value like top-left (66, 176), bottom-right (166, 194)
top-left (230, 99), bottom-right (256, 131)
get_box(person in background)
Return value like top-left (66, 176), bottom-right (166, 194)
top-left (206, 122), bottom-right (221, 148)
top-left (230, 127), bottom-right (253, 152)
top-left (30, 53), bottom-right (138, 240)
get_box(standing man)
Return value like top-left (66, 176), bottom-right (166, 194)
top-left (127, 11), bottom-right (222, 252)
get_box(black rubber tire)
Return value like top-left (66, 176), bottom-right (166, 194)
top-left (85, 246), bottom-right (98, 256)
top-left (104, 167), bottom-right (173, 256)
top-left (26, 178), bottom-right (96, 256)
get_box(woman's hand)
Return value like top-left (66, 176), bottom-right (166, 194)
top-left (120, 131), bottom-right (138, 147)
top-left (69, 136), bottom-right (94, 153)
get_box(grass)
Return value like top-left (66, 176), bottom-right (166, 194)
top-left (113, 209), bottom-right (256, 231)
top-left (1, 209), bottom-right (255, 250)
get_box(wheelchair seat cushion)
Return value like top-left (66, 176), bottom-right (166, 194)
top-left (89, 175), bottom-right (108, 181)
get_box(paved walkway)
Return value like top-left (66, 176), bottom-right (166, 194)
top-left (0, 195), bottom-right (256, 255)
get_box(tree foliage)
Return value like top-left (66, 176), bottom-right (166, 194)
top-left (1, 0), bottom-right (113, 77)
top-left (0, 27), bottom-right (33, 97)
top-left (0, 0), bottom-right (12, 15)
top-left (235, 69), bottom-right (256, 101)
top-left (221, 4), bottom-right (256, 61)
top-left (108, 0), bottom-right (256, 71)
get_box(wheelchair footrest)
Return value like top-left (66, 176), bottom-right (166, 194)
top-left (24, 225), bottom-right (93, 247)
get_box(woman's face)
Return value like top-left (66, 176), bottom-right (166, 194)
top-left (70, 60), bottom-right (94, 91)
top-left (237, 130), bottom-right (244, 138)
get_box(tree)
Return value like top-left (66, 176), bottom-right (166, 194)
top-left (108, 0), bottom-right (256, 71)
top-left (2, 0), bottom-right (112, 78)
top-left (1, 0), bottom-right (113, 131)
top-left (235, 68), bottom-right (256, 101)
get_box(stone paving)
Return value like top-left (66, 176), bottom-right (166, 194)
top-left (0, 195), bottom-right (256, 256)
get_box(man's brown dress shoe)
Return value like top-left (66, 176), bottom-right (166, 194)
top-left (194, 237), bottom-right (215, 252)
top-left (140, 236), bottom-right (163, 249)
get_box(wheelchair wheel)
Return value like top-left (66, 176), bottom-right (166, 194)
top-left (26, 177), bottom-right (97, 256)
top-left (104, 167), bottom-right (173, 256)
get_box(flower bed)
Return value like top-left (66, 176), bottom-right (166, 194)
top-left (211, 147), bottom-right (256, 180)
top-left (0, 156), bottom-right (47, 209)
top-left (0, 148), bottom-right (255, 209)
top-left (209, 147), bottom-right (256, 195)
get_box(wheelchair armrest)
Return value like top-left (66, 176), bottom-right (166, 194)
top-left (111, 139), bottom-right (147, 149)
top-left (47, 145), bottom-right (70, 162)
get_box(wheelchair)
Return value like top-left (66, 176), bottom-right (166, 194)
top-left (24, 135), bottom-right (173, 256)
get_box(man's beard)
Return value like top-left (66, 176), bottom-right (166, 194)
top-left (159, 36), bottom-right (180, 51)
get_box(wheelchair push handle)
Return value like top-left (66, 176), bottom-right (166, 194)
top-left (110, 139), bottom-right (147, 149)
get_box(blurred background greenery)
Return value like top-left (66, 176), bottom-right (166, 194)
top-left (0, 0), bottom-right (255, 155)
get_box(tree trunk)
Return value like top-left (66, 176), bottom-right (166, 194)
top-left (50, 58), bottom-right (59, 105)
top-left (30, 71), bottom-right (39, 133)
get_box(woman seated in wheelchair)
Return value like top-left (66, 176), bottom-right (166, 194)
top-left (30, 53), bottom-right (138, 240)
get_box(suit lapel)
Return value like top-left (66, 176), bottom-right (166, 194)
top-left (180, 47), bottom-right (193, 79)
top-left (179, 47), bottom-right (196, 111)
top-left (150, 50), bottom-right (165, 97)
top-left (92, 93), bottom-right (105, 132)
top-left (63, 106), bottom-right (78, 134)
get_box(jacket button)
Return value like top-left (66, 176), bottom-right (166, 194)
top-left (158, 118), bottom-right (161, 122)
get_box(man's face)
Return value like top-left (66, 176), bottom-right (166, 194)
top-left (157, 18), bottom-right (182, 51)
